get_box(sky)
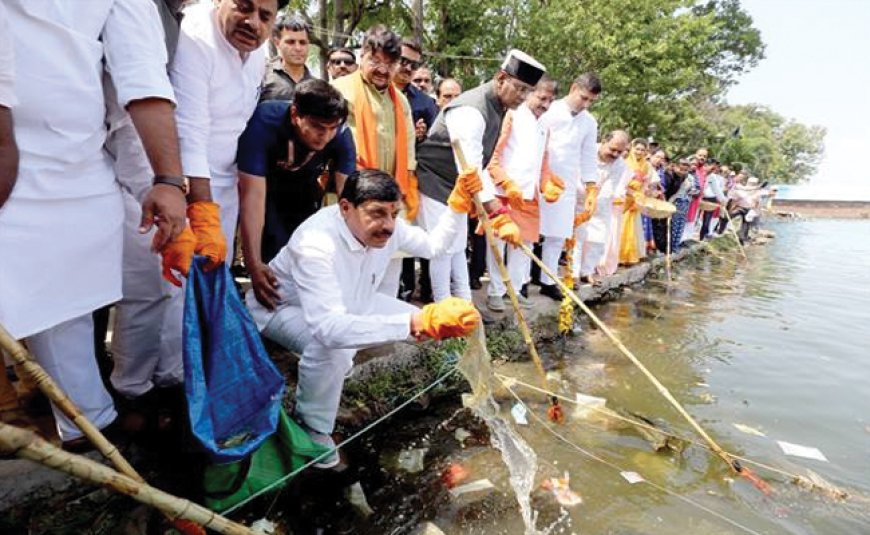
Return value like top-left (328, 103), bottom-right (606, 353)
top-left (726, 0), bottom-right (870, 200)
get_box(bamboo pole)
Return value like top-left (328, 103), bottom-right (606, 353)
top-left (449, 140), bottom-right (549, 385)
top-left (665, 216), bottom-right (672, 282)
top-left (722, 206), bottom-right (748, 260)
top-left (517, 243), bottom-right (744, 474)
top-left (0, 324), bottom-right (207, 534)
top-left (0, 422), bottom-right (256, 535)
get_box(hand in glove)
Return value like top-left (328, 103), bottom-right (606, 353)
top-left (160, 226), bottom-right (196, 287)
top-left (501, 179), bottom-right (525, 210)
top-left (584, 183), bottom-right (599, 214)
top-left (447, 167), bottom-right (484, 214)
top-left (490, 212), bottom-right (522, 246)
top-left (413, 297), bottom-right (481, 340)
top-left (187, 201), bottom-right (227, 272)
top-left (541, 175), bottom-right (565, 203)
top-left (573, 211), bottom-right (591, 228)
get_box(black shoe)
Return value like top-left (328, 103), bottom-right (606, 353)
top-left (539, 283), bottom-right (563, 301)
top-left (470, 278), bottom-right (482, 290)
top-left (520, 283), bottom-right (529, 298)
top-left (62, 420), bottom-right (126, 454)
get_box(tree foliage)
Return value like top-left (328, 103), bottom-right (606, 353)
top-left (289, 0), bottom-right (824, 182)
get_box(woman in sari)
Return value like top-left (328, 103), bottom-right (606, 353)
top-left (619, 139), bottom-right (655, 265)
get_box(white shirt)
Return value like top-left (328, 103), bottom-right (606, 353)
top-left (444, 106), bottom-right (499, 203)
top-left (492, 103), bottom-right (547, 199)
top-left (540, 100), bottom-right (599, 193)
top-left (703, 172), bottom-right (727, 203)
top-left (595, 154), bottom-right (629, 202)
top-left (4, 0), bottom-right (174, 200)
top-left (250, 205), bottom-right (465, 348)
top-left (170, 2), bottom-right (266, 187)
top-left (0, 3), bottom-right (16, 109)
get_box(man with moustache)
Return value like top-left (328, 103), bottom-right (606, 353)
top-left (483, 76), bottom-right (563, 311)
top-left (260, 13), bottom-right (314, 101)
top-left (238, 80), bottom-right (355, 312)
top-left (246, 168), bottom-right (482, 467)
top-left (332, 25), bottom-right (418, 299)
top-left (411, 66), bottom-right (434, 95)
top-left (436, 78), bottom-right (462, 109)
top-left (538, 72), bottom-right (602, 298)
top-left (326, 47), bottom-right (358, 80)
top-left (416, 49), bottom-right (545, 302)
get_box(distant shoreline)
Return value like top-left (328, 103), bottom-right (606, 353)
top-left (772, 199), bottom-right (870, 219)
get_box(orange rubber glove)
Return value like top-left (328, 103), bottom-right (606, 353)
top-left (584, 183), bottom-right (599, 214)
top-left (447, 167), bottom-right (484, 214)
top-left (501, 179), bottom-right (524, 210)
top-left (418, 297), bottom-right (481, 340)
top-left (187, 201), bottom-right (227, 272)
top-left (573, 211), bottom-right (591, 228)
top-left (160, 226), bottom-right (196, 287)
top-left (541, 175), bottom-right (565, 203)
top-left (490, 212), bottom-right (522, 246)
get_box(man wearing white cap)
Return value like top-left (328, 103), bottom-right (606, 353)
top-left (416, 49), bottom-right (546, 303)
top-left (537, 72), bottom-right (602, 299)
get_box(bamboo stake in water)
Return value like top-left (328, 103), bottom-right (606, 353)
top-left (722, 206), bottom-right (748, 260)
top-left (665, 216), bottom-right (672, 282)
top-left (517, 243), bottom-right (744, 474)
top-left (0, 422), bottom-right (256, 535)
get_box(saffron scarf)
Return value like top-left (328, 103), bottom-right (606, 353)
top-left (349, 71), bottom-right (417, 218)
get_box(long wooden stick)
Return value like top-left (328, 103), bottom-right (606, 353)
top-left (0, 422), bottom-right (255, 535)
top-left (665, 216), bottom-right (672, 282)
top-left (722, 206), bottom-right (748, 260)
top-left (0, 324), bottom-right (206, 534)
top-left (517, 243), bottom-right (742, 473)
top-left (449, 140), bottom-right (547, 382)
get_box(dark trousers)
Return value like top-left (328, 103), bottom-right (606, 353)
top-left (699, 197), bottom-right (719, 240)
top-left (467, 217), bottom-right (486, 283)
top-left (401, 257), bottom-right (432, 302)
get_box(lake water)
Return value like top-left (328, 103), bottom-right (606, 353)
top-left (358, 219), bottom-right (870, 535)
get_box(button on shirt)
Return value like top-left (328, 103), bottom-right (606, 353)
top-left (170, 2), bottom-right (266, 187)
top-left (249, 204), bottom-right (464, 348)
top-left (259, 58), bottom-right (314, 102)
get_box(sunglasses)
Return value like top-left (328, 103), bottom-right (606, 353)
top-left (399, 56), bottom-right (422, 70)
top-left (329, 58), bottom-right (355, 66)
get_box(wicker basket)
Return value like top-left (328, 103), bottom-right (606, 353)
top-left (699, 200), bottom-right (720, 212)
top-left (639, 198), bottom-right (676, 219)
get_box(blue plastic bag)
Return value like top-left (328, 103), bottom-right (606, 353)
top-left (183, 256), bottom-right (285, 464)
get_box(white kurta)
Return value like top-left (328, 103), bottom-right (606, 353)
top-left (247, 204), bottom-right (465, 432)
top-left (493, 103), bottom-right (547, 199)
top-left (538, 100), bottom-right (599, 239)
top-left (0, 3), bottom-right (15, 109)
top-left (585, 155), bottom-right (629, 244)
top-left (0, 0), bottom-right (174, 339)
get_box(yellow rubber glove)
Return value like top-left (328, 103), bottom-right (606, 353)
top-left (160, 226), bottom-right (196, 287)
top-left (187, 201), bottom-right (227, 272)
top-left (501, 179), bottom-right (525, 210)
top-left (418, 297), bottom-right (481, 340)
top-left (542, 175), bottom-right (565, 203)
top-left (447, 167), bottom-right (484, 214)
top-left (491, 212), bottom-right (522, 246)
top-left (573, 211), bottom-right (591, 228)
top-left (584, 183), bottom-right (599, 214)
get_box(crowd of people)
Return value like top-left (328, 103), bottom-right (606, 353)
top-left (0, 0), bottom-right (775, 473)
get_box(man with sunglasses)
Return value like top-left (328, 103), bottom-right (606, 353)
top-left (332, 25), bottom-right (418, 299)
top-left (326, 47), bottom-right (357, 81)
top-left (416, 49), bottom-right (546, 303)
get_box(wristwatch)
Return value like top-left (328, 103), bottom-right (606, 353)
top-left (153, 174), bottom-right (189, 194)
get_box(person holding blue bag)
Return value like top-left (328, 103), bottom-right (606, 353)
top-left (246, 167), bottom-right (483, 468)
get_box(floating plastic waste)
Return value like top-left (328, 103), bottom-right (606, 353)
top-left (541, 472), bottom-right (583, 507)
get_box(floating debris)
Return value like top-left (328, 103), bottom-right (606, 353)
top-left (511, 402), bottom-right (528, 425)
top-left (346, 481), bottom-right (375, 517)
top-left (541, 472), bottom-right (583, 506)
top-left (397, 447), bottom-right (428, 473)
top-left (449, 478), bottom-right (495, 498)
top-left (251, 518), bottom-right (280, 535)
top-left (442, 463), bottom-right (469, 488)
top-left (733, 423), bottom-right (766, 437)
top-left (793, 469), bottom-right (849, 500)
top-left (777, 440), bottom-right (828, 462)
top-left (454, 427), bottom-right (471, 444)
top-left (620, 471), bottom-right (645, 484)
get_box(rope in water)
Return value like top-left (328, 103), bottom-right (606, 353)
top-left (220, 365), bottom-right (460, 517)
top-left (497, 376), bottom-right (767, 535)
top-left (494, 372), bottom-right (838, 489)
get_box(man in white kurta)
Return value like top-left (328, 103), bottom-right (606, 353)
top-left (171, 0), bottom-right (275, 253)
top-left (577, 131), bottom-right (629, 280)
top-left (0, 0), bottom-right (188, 443)
top-left (483, 80), bottom-right (561, 311)
top-left (246, 169), bottom-right (480, 466)
top-left (538, 74), bottom-right (601, 298)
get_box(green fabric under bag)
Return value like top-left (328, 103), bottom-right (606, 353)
top-left (203, 408), bottom-right (330, 512)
